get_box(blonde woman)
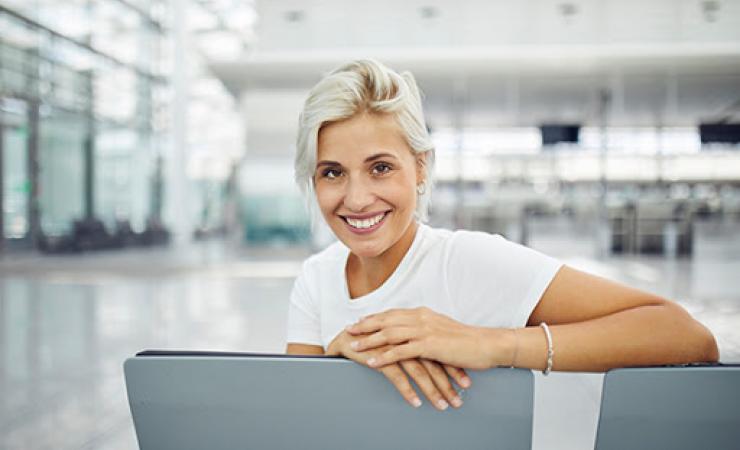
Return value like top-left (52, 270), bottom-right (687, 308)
top-left (286, 59), bottom-right (718, 411)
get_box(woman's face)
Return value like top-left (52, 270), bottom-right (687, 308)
top-left (315, 112), bottom-right (423, 259)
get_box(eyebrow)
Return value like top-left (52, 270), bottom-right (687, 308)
top-left (316, 152), bottom-right (398, 167)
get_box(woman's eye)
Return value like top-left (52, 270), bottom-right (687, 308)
top-left (322, 168), bottom-right (341, 179)
top-left (372, 163), bottom-right (392, 175)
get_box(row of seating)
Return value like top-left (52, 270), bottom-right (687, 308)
top-left (124, 352), bottom-right (740, 450)
top-left (39, 218), bottom-right (170, 253)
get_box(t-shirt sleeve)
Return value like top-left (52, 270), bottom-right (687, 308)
top-left (285, 262), bottom-right (322, 346)
top-left (445, 231), bottom-right (563, 328)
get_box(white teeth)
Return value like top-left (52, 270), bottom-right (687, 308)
top-left (346, 213), bottom-right (386, 229)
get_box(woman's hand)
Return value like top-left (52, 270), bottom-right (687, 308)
top-left (346, 307), bottom-right (516, 370)
top-left (326, 329), bottom-right (470, 410)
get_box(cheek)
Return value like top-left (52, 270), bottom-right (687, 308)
top-left (401, 189), bottom-right (417, 213)
top-left (386, 174), bottom-right (417, 210)
top-left (315, 186), bottom-right (340, 215)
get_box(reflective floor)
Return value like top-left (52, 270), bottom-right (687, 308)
top-left (1, 218), bottom-right (738, 450)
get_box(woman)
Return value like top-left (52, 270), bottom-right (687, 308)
top-left (286, 59), bottom-right (719, 411)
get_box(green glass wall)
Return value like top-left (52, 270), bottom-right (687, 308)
top-left (95, 126), bottom-right (154, 232)
top-left (0, 2), bottom-right (167, 249)
top-left (1, 100), bottom-right (30, 239)
top-left (37, 108), bottom-right (86, 235)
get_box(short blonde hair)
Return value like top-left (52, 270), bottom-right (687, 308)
top-left (295, 59), bottom-right (435, 221)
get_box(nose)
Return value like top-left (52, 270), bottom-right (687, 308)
top-left (343, 176), bottom-right (375, 212)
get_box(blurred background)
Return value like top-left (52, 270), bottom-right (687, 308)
top-left (0, 0), bottom-right (739, 449)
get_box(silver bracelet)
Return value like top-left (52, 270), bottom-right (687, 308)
top-left (540, 322), bottom-right (554, 375)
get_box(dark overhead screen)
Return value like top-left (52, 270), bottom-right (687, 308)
top-left (540, 125), bottom-right (580, 146)
top-left (699, 123), bottom-right (740, 144)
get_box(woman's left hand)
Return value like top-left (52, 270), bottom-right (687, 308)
top-left (346, 307), bottom-right (515, 370)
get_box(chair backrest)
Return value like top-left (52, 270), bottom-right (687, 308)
top-left (595, 365), bottom-right (740, 450)
top-left (124, 350), bottom-right (535, 450)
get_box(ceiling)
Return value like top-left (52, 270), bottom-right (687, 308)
top-left (211, 46), bottom-right (740, 128)
top-left (205, 0), bottom-right (740, 157)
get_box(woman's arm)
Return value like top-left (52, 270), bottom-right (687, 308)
top-left (347, 265), bottom-right (719, 372)
top-left (514, 265), bottom-right (719, 371)
top-left (286, 343), bottom-right (325, 355)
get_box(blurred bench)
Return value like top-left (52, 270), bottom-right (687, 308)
top-left (595, 364), bottom-right (740, 450)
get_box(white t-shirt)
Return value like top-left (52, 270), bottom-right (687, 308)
top-left (286, 223), bottom-right (563, 349)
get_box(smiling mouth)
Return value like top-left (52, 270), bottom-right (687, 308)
top-left (341, 211), bottom-right (389, 230)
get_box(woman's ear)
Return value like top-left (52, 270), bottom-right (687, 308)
top-left (415, 152), bottom-right (427, 184)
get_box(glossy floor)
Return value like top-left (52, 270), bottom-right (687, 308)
top-left (1, 218), bottom-right (738, 450)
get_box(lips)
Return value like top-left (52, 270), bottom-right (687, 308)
top-left (340, 211), bottom-right (390, 234)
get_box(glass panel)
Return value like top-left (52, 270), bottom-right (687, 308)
top-left (242, 195), bottom-right (311, 244)
top-left (38, 108), bottom-right (86, 236)
top-left (95, 66), bottom-right (137, 123)
top-left (95, 125), bottom-right (133, 229)
top-left (195, 180), bottom-right (225, 231)
top-left (95, 125), bottom-right (153, 231)
top-left (130, 130), bottom-right (153, 231)
top-left (1, 99), bottom-right (30, 239)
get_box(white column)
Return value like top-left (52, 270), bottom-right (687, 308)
top-left (166, 0), bottom-right (192, 245)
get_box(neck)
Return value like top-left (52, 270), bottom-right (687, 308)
top-left (347, 221), bottom-right (419, 298)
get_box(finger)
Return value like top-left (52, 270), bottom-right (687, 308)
top-left (422, 360), bottom-right (463, 408)
top-left (400, 360), bottom-right (449, 411)
top-left (443, 364), bottom-right (472, 389)
top-left (368, 342), bottom-right (424, 368)
top-left (350, 327), bottom-right (415, 352)
top-left (358, 308), bottom-right (403, 321)
top-left (345, 318), bottom-right (382, 335)
top-left (363, 308), bottom-right (420, 322)
top-left (346, 311), bottom-right (414, 335)
top-left (380, 363), bottom-right (422, 408)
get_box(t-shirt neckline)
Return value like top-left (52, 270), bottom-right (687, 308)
top-left (341, 222), bottom-right (427, 308)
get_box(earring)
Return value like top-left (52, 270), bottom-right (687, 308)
top-left (416, 182), bottom-right (426, 195)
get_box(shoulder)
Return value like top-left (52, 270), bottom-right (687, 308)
top-left (412, 224), bottom-right (505, 259)
top-left (443, 227), bottom-right (561, 277)
top-left (299, 240), bottom-right (346, 279)
top-left (436, 226), bottom-right (506, 258)
top-left (442, 227), bottom-right (555, 271)
top-left (291, 240), bottom-right (346, 305)
top-left (449, 228), bottom-right (505, 246)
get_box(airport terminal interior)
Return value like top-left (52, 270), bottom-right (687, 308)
top-left (1, 0), bottom-right (739, 449)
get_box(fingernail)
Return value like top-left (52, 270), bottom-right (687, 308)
top-left (437, 399), bottom-right (449, 410)
top-left (350, 341), bottom-right (358, 349)
top-left (461, 376), bottom-right (471, 388)
top-left (367, 358), bottom-right (376, 366)
top-left (411, 397), bottom-right (422, 408)
top-left (451, 396), bottom-right (463, 408)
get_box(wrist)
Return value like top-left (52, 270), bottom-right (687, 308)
top-left (510, 328), bottom-right (519, 368)
top-left (326, 331), bottom-right (343, 356)
top-left (478, 327), bottom-right (517, 369)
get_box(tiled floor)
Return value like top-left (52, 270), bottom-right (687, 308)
top-left (1, 218), bottom-right (738, 450)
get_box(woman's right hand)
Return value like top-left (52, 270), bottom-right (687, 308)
top-left (326, 329), bottom-right (471, 410)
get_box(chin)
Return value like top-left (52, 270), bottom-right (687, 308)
top-left (334, 230), bottom-right (385, 256)
top-left (348, 242), bottom-right (387, 258)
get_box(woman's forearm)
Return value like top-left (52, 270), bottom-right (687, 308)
top-left (490, 302), bottom-right (719, 372)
